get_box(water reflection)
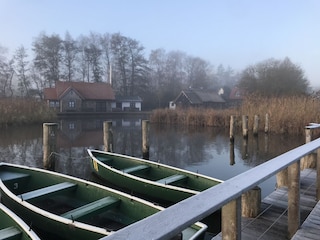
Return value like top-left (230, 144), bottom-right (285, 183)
top-left (0, 116), bottom-right (305, 198)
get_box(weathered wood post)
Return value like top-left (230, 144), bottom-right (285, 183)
top-left (264, 113), bottom-right (269, 133)
top-left (276, 168), bottom-right (288, 188)
top-left (103, 121), bottom-right (113, 152)
top-left (242, 115), bottom-right (248, 138)
top-left (288, 160), bottom-right (300, 238)
top-left (253, 115), bottom-right (259, 136)
top-left (317, 148), bottom-right (320, 201)
top-left (230, 115), bottom-right (235, 142)
top-left (301, 126), bottom-right (316, 169)
top-left (221, 198), bottom-right (241, 239)
top-left (241, 186), bottom-right (261, 217)
top-left (43, 123), bottom-right (58, 170)
top-left (230, 142), bottom-right (235, 165)
top-left (142, 120), bottom-right (150, 159)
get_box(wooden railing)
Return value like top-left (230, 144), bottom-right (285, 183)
top-left (101, 134), bottom-right (320, 240)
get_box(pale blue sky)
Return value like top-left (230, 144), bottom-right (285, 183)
top-left (1, 0), bottom-right (319, 87)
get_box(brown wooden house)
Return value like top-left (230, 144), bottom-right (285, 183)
top-left (44, 81), bottom-right (115, 113)
top-left (171, 89), bottom-right (226, 109)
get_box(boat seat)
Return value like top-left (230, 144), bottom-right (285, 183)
top-left (156, 174), bottom-right (187, 185)
top-left (121, 165), bottom-right (150, 174)
top-left (0, 172), bottom-right (30, 182)
top-left (19, 182), bottom-right (77, 201)
top-left (0, 226), bottom-right (21, 240)
top-left (61, 196), bottom-right (120, 220)
top-left (97, 156), bottom-right (113, 164)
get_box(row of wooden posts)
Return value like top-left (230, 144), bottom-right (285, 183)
top-left (230, 113), bottom-right (270, 141)
top-left (42, 120), bottom-right (151, 169)
top-left (42, 119), bottom-right (317, 220)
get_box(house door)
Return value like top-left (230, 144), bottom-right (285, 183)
top-left (96, 101), bottom-right (106, 112)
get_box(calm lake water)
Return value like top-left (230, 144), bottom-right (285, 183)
top-left (0, 115), bottom-right (305, 199)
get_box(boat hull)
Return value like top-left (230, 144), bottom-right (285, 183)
top-left (88, 149), bottom-right (223, 204)
top-left (0, 203), bottom-right (41, 240)
top-left (0, 163), bottom-right (207, 240)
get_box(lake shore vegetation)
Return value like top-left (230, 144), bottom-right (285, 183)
top-left (0, 98), bottom-right (56, 128)
top-left (150, 95), bottom-right (320, 135)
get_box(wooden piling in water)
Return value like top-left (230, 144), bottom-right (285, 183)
top-left (242, 115), bottom-right (248, 138)
top-left (142, 120), bottom-right (150, 159)
top-left (103, 121), bottom-right (113, 152)
top-left (253, 115), bottom-right (259, 136)
top-left (230, 115), bottom-right (235, 142)
top-left (241, 186), bottom-right (261, 218)
top-left (43, 123), bottom-right (58, 170)
top-left (264, 113), bottom-right (269, 133)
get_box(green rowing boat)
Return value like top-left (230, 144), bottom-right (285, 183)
top-left (0, 163), bottom-right (207, 240)
top-left (87, 149), bottom-right (223, 204)
top-left (0, 203), bottom-right (41, 240)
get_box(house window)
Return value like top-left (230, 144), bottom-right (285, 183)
top-left (49, 101), bottom-right (55, 107)
top-left (69, 123), bottom-right (75, 130)
top-left (130, 102), bottom-right (135, 108)
top-left (69, 100), bottom-right (75, 108)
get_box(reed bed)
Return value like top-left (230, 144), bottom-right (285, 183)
top-left (150, 96), bottom-right (320, 135)
top-left (0, 98), bottom-right (57, 127)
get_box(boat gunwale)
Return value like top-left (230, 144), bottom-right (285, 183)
top-left (0, 162), bottom-right (167, 237)
top-left (88, 149), bottom-right (223, 195)
top-left (0, 203), bottom-right (41, 240)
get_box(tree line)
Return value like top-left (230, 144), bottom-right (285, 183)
top-left (0, 31), bottom-right (310, 110)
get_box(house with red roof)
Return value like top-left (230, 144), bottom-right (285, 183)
top-left (44, 81), bottom-right (116, 113)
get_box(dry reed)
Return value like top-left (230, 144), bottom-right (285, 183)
top-left (0, 98), bottom-right (56, 127)
top-left (150, 96), bottom-right (320, 135)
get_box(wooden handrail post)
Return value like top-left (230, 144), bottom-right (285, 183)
top-left (242, 186), bottom-right (261, 217)
top-left (288, 160), bottom-right (300, 238)
top-left (222, 197), bottom-right (241, 240)
top-left (317, 148), bottom-right (320, 201)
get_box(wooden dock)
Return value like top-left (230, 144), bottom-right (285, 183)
top-left (213, 168), bottom-right (318, 240)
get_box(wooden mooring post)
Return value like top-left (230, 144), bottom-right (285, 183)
top-left (43, 123), bottom-right (58, 170)
top-left (230, 115), bottom-right (235, 142)
top-left (253, 115), bottom-right (259, 136)
top-left (103, 121), bottom-right (113, 152)
top-left (242, 115), bottom-right (248, 138)
top-left (142, 120), bottom-right (150, 159)
top-left (264, 113), bottom-right (269, 133)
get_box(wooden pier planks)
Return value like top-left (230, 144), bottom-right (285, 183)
top-left (213, 169), bottom-right (318, 240)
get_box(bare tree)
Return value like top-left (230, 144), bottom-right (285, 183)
top-left (33, 33), bottom-right (63, 87)
top-left (0, 45), bottom-right (15, 97)
top-left (14, 45), bottom-right (30, 97)
top-left (62, 32), bottom-right (78, 81)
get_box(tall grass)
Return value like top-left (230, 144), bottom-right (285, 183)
top-left (0, 98), bottom-right (57, 127)
top-left (150, 96), bottom-right (320, 135)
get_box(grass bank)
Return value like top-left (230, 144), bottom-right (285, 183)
top-left (150, 96), bottom-right (320, 135)
top-left (0, 98), bottom-right (57, 128)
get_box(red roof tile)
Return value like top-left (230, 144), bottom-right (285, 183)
top-left (44, 81), bottom-right (115, 100)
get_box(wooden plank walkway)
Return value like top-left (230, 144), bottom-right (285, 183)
top-left (213, 168), bottom-right (318, 240)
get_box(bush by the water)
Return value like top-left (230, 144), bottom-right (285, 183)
top-left (150, 96), bottom-right (320, 135)
top-left (0, 98), bottom-right (56, 127)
